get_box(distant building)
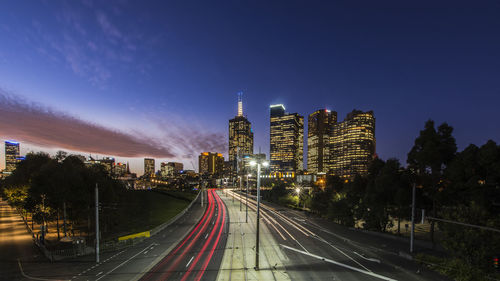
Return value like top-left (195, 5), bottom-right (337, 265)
top-left (269, 104), bottom-right (304, 177)
top-left (307, 109), bottom-right (337, 173)
top-left (113, 162), bottom-right (127, 177)
top-left (228, 93), bottom-right (254, 174)
top-left (4, 140), bottom-right (20, 173)
top-left (87, 156), bottom-right (115, 175)
top-left (330, 110), bottom-right (375, 178)
top-left (144, 158), bottom-right (155, 177)
top-left (160, 162), bottom-right (183, 178)
top-left (199, 152), bottom-right (224, 177)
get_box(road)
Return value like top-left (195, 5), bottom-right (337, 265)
top-left (226, 189), bottom-right (450, 281)
top-left (0, 198), bottom-right (40, 281)
top-left (140, 189), bottom-right (229, 281)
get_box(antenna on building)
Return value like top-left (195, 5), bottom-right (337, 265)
top-left (237, 91), bottom-right (243, 116)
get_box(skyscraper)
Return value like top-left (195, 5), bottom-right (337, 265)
top-left (4, 140), bottom-right (20, 173)
top-left (199, 152), bottom-right (224, 177)
top-left (270, 104), bottom-right (304, 176)
top-left (330, 110), bottom-right (375, 178)
top-left (228, 92), bottom-right (254, 172)
top-left (144, 158), bottom-right (155, 177)
top-left (308, 109), bottom-right (337, 173)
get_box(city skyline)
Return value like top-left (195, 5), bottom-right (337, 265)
top-left (1, 1), bottom-right (499, 174)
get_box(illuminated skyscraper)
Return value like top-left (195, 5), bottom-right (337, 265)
top-left (4, 140), bottom-right (20, 173)
top-left (229, 92), bottom-right (253, 172)
top-left (308, 109), bottom-right (337, 173)
top-left (330, 110), bottom-right (375, 178)
top-left (144, 158), bottom-right (155, 177)
top-left (270, 104), bottom-right (304, 176)
top-left (199, 152), bottom-right (224, 177)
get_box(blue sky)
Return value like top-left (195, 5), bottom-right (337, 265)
top-left (0, 0), bottom-right (499, 174)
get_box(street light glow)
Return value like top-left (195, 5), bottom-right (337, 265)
top-left (295, 188), bottom-right (300, 194)
top-left (250, 160), bottom-right (257, 166)
top-left (262, 161), bottom-right (269, 167)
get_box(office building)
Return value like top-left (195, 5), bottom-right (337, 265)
top-left (228, 93), bottom-right (254, 173)
top-left (269, 104), bottom-right (304, 176)
top-left (5, 140), bottom-right (20, 173)
top-left (113, 162), bottom-right (127, 177)
top-left (199, 152), bottom-right (224, 177)
top-left (307, 109), bottom-right (337, 173)
top-left (144, 158), bottom-right (155, 177)
top-left (330, 110), bottom-right (375, 178)
top-left (160, 162), bottom-right (184, 178)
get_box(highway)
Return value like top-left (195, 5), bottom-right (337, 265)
top-left (226, 189), bottom-right (449, 281)
top-left (140, 189), bottom-right (229, 281)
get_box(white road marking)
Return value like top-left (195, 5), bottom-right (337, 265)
top-left (205, 233), bottom-right (209, 239)
top-left (96, 271), bottom-right (103, 276)
top-left (95, 243), bottom-right (155, 281)
top-left (18, 259), bottom-right (69, 281)
top-left (280, 244), bottom-right (397, 281)
top-left (186, 256), bottom-right (195, 268)
top-left (353, 251), bottom-right (381, 263)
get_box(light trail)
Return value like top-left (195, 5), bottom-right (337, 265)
top-left (194, 190), bottom-right (227, 281)
top-left (141, 190), bottom-right (215, 281)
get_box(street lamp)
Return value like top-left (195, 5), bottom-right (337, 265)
top-left (295, 187), bottom-right (300, 207)
top-left (246, 173), bottom-right (251, 223)
top-left (250, 159), bottom-right (269, 270)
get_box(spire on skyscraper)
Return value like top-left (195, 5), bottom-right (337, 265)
top-left (237, 91), bottom-right (243, 116)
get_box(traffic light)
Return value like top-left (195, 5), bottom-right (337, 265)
top-left (494, 256), bottom-right (499, 270)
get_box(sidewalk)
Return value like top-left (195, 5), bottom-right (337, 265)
top-left (216, 190), bottom-right (291, 281)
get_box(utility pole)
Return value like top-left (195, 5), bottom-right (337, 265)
top-left (95, 183), bottom-right (100, 263)
top-left (201, 181), bottom-right (204, 207)
top-left (63, 201), bottom-right (67, 237)
top-left (255, 162), bottom-right (261, 269)
top-left (240, 174), bottom-right (243, 211)
top-left (410, 182), bottom-right (416, 254)
top-left (246, 174), bottom-right (249, 223)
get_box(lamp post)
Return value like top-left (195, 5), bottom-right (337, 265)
top-left (250, 159), bottom-right (269, 270)
top-left (246, 173), bottom-right (251, 223)
top-left (295, 187), bottom-right (300, 208)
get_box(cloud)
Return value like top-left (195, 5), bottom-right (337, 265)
top-left (0, 89), bottom-right (175, 158)
top-left (96, 10), bottom-right (122, 40)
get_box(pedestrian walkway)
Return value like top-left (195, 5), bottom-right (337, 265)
top-left (0, 198), bottom-right (39, 280)
top-left (216, 190), bottom-right (291, 281)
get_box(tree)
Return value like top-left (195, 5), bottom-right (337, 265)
top-left (407, 120), bottom-right (457, 244)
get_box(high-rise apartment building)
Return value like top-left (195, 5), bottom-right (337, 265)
top-left (4, 140), bottom-right (20, 173)
top-left (199, 152), bottom-right (224, 177)
top-left (144, 158), bottom-right (155, 177)
top-left (229, 93), bottom-right (253, 172)
top-left (330, 110), bottom-right (375, 178)
top-left (269, 104), bottom-right (304, 176)
top-left (307, 109), bottom-right (337, 173)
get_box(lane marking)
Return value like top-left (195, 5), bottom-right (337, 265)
top-left (353, 251), bottom-right (381, 263)
top-left (96, 242), bottom-right (155, 281)
top-left (280, 244), bottom-right (397, 281)
top-left (96, 271), bottom-right (103, 276)
top-left (186, 256), bottom-right (194, 268)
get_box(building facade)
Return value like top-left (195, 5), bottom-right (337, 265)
top-left (199, 152), bottom-right (224, 177)
top-left (307, 109), bottom-right (337, 173)
top-left (4, 140), bottom-right (20, 173)
top-left (160, 162), bottom-right (184, 178)
top-left (228, 93), bottom-right (254, 173)
top-left (144, 158), bottom-right (155, 177)
top-left (330, 110), bottom-right (375, 178)
top-left (269, 104), bottom-right (304, 176)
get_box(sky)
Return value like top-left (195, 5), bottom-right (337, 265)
top-left (0, 0), bottom-right (499, 175)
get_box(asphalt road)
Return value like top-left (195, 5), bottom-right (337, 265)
top-left (0, 198), bottom-right (40, 281)
top-left (227, 190), bottom-right (450, 281)
top-left (140, 189), bottom-right (229, 281)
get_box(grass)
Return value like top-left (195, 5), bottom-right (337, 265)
top-left (102, 190), bottom-right (191, 240)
